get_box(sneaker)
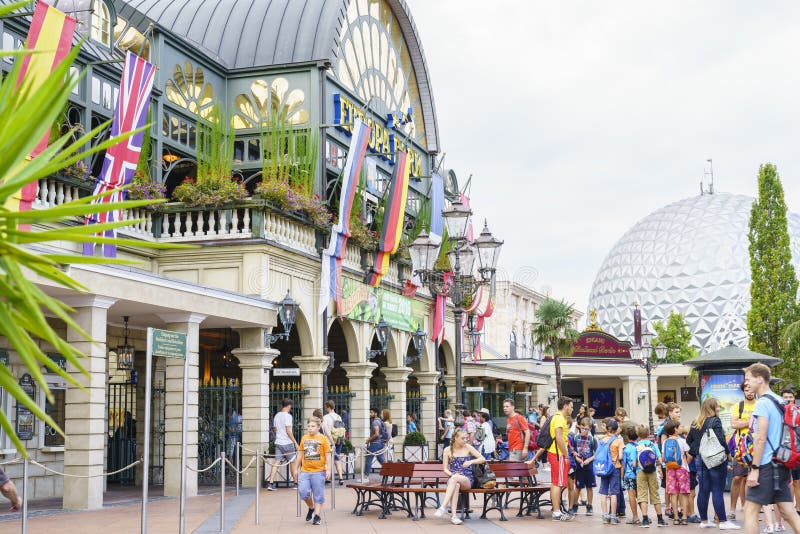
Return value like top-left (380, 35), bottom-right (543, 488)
top-left (728, 512), bottom-right (736, 520)
top-left (571, 505), bottom-right (579, 515)
top-left (306, 508), bottom-right (314, 522)
top-left (267, 483), bottom-right (276, 491)
top-left (587, 505), bottom-right (594, 516)
top-left (312, 514), bottom-right (321, 526)
top-left (434, 507), bottom-right (446, 518)
top-left (657, 518), bottom-right (669, 527)
top-left (451, 517), bottom-right (463, 525)
top-left (761, 527), bottom-right (774, 534)
top-left (719, 521), bottom-right (741, 530)
top-left (553, 512), bottom-right (564, 521)
top-left (611, 518), bottom-right (621, 524)
top-left (776, 526), bottom-right (786, 532)
top-left (338, 479), bottom-right (344, 486)
top-left (603, 513), bottom-right (611, 524)
top-left (666, 509), bottom-right (674, 519)
top-left (687, 516), bottom-right (702, 524)
top-left (641, 518), bottom-right (652, 528)
top-left (561, 513), bottom-right (575, 522)
top-left (619, 512), bottom-right (628, 517)
top-left (700, 522), bottom-right (717, 529)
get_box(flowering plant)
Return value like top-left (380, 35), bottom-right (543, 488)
top-left (349, 217), bottom-right (378, 251)
top-left (60, 160), bottom-right (94, 184)
top-left (127, 171), bottom-right (167, 211)
top-left (254, 179), bottom-right (332, 228)
top-left (171, 174), bottom-right (247, 207)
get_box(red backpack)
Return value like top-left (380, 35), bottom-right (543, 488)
top-left (766, 396), bottom-right (800, 469)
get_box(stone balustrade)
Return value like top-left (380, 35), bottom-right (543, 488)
top-left (262, 209), bottom-right (316, 255)
top-left (159, 205), bottom-right (253, 242)
top-left (33, 176), bottom-right (87, 209)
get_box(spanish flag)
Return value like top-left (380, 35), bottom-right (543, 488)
top-left (6, 1), bottom-right (76, 213)
top-left (365, 151), bottom-right (411, 287)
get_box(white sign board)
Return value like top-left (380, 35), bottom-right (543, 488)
top-left (465, 386), bottom-right (484, 393)
top-left (273, 368), bottom-right (301, 377)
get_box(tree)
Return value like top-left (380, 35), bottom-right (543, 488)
top-left (747, 163), bottom-right (799, 362)
top-left (779, 321), bottom-right (800, 391)
top-left (0, 15), bottom-right (173, 452)
top-left (531, 298), bottom-right (580, 398)
top-left (652, 311), bottom-right (698, 363)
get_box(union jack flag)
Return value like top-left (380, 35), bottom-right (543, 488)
top-left (83, 52), bottom-right (156, 258)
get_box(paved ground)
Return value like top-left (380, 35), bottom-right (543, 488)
top-left (0, 475), bottom-right (774, 533)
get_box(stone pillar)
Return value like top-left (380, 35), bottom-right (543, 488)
top-left (444, 374), bottom-right (457, 412)
top-left (383, 367), bottom-right (412, 458)
top-left (158, 313), bottom-right (205, 498)
top-left (341, 362), bottom-right (377, 475)
top-left (414, 372), bottom-right (440, 451)
top-left (63, 296), bottom-right (116, 510)
top-left (233, 328), bottom-right (274, 487)
top-left (293, 355), bottom-right (332, 421)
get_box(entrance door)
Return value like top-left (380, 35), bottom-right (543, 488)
top-left (197, 380), bottom-right (241, 485)
top-left (107, 381), bottom-right (136, 485)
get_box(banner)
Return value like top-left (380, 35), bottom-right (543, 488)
top-left (6, 1), bottom-right (76, 214)
top-left (84, 52), bottom-right (156, 257)
top-left (319, 119), bottom-right (371, 315)
top-left (338, 278), bottom-right (426, 333)
top-left (700, 372), bottom-right (744, 435)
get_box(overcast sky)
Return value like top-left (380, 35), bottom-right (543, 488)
top-left (409, 0), bottom-right (800, 316)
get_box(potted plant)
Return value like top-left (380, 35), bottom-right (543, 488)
top-left (340, 439), bottom-right (355, 478)
top-left (403, 431), bottom-right (428, 462)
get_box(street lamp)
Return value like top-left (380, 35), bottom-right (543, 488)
top-left (405, 325), bottom-right (427, 366)
top-left (409, 205), bottom-right (503, 408)
top-left (630, 327), bottom-right (667, 434)
top-left (367, 317), bottom-right (392, 360)
top-left (264, 290), bottom-right (300, 348)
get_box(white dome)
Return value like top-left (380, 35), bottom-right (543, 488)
top-left (588, 192), bottom-right (800, 353)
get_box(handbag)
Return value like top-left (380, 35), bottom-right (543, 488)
top-left (471, 462), bottom-right (497, 489)
top-left (699, 427), bottom-right (727, 468)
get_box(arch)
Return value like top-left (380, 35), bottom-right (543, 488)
top-left (293, 309), bottom-right (314, 357)
top-left (405, 338), bottom-right (430, 373)
top-left (438, 341), bottom-right (454, 375)
top-left (91, 0), bottom-right (113, 47)
top-left (328, 317), bottom-right (360, 363)
top-left (510, 330), bottom-right (518, 359)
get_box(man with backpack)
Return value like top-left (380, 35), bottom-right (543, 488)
top-left (543, 396), bottom-right (574, 521)
top-left (365, 407), bottom-right (386, 473)
top-left (323, 400), bottom-right (345, 484)
top-left (634, 423), bottom-right (667, 527)
top-left (743, 363), bottom-right (800, 534)
top-left (780, 388), bottom-right (800, 513)
top-left (730, 382), bottom-right (756, 520)
top-left (503, 398), bottom-right (531, 462)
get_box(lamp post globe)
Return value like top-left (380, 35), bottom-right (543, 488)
top-left (442, 199), bottom-right (472, 242)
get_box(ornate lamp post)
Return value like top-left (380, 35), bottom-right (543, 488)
top-left (409, 204), bottom-right (503, 408)
top-left (405, 325), bottom-right (427, 366)
top-left (629, 329), bottom-right (667, 434)
top-left (366, 317), bottom-right (392, 360)
top-left (264, 290), bottom-right (300, 348)
top-left (116, 316), bottom-right (135, 371)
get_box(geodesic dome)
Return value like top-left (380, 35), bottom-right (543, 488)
top-left (588, 192), bottom-right (800, 353)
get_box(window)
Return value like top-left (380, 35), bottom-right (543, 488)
top-left (43, 387), bottom-right (66, 448)
top-left (510, 331), bottom-right (517, 359)
top-left (0, 386), bottom-right (11, 452)
top-left (90, 0), bottom-right (112, 47)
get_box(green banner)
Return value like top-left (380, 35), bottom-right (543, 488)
top-left (338, 278), bottom-right (427, 333)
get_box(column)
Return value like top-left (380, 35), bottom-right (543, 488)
top-left (158, 313), bottom-right (205, 498)
top-left (63, 296), bottom-right (117, 510)
top-left (414, 372), bottom-right (440, 453)
top-left (341, 362), bottom-right (377, 476)
top-left (233, 328), bottom-right (274, 487)
top-left (293, 355), bottom-right (331, 421)
top-left (383, 367), bottom-right (412, 459)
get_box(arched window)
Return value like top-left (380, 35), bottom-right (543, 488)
top-left (521, 335), bottom-right (528, 359)
top-left (91, 0), bottom-right (112, 47)
top-left (509, 331), bottom-right (517, 359)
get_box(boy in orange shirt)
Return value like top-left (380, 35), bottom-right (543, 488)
top-left (295, 417), bottom-right (331, 525)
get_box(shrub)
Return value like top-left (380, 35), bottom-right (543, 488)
top-left (127, 171), bottom-right (167, 211)
top-left (403, 432), bottom-right (427, 446)
top-left (172, 175), bottom-right (246, 207)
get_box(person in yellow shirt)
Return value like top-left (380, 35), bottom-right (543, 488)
top-left (729, 382), bottom-right (756, 520)
top-left (549, 396), bottom-right (574, 521)
top-left (295, 417), bottom-right (331, 525)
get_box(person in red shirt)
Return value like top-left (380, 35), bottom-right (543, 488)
top-left (503, 398), bottom-right (530, 462)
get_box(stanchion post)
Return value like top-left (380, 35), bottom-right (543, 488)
top-left (330, 450), bottom-right (335, 510)
top-left (142, 328), bottom-right (153, 534)
top-left (220, 451), bottom-right (226, 533)
top-left (21, 457), bottom-right (28, 534)
top-left (255, 446), bottom-right (261, 525)
top-left (296, 465), bottom-right (300, 518)
top-left (361, 446), bottom-right (366, 482)
top-left (235, 442), bottom-right (240, 497)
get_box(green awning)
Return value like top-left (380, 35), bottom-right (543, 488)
top-left (683, 341), bottom-right (782, 369)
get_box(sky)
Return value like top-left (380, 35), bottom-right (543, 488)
top-left (408, 0), bottom-right (800, 316)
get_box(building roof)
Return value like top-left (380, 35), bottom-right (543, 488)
top-left (114, 0), bottom-right (439, 152)
top-left (683, 341), bottom-right (782, 369)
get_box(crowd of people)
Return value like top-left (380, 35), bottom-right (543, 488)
top-left (431, 363), bottom-right (800, 532)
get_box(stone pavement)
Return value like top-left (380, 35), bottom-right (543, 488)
top-left (0, 478), bottom-right (760, 534)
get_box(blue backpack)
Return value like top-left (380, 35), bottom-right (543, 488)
top-left (594, 436), bottom-right (619, 477)
top-left (663, 438), bottom-right (683, 469)
top-left (636, 441), bottom-right (658, 473)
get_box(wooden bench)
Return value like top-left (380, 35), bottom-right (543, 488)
top-left (348, 461), bottom-right (549, 522)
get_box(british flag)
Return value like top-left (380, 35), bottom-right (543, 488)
top-left (83, 52), bottom-right (156, 258)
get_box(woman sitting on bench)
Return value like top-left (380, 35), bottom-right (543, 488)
top-left (435, 428), bottom-right (486, 525)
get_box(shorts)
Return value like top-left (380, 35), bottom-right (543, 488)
top-left (599, 469), bottom-right (620, 496)
top-left (333, 441), bottom-right (343, 461)
top-left (548, 452), bottom-right (570, 488)
top-left (792, 467), bottom-right (800, 481)
top-left (298, 471), bottom-right (326, 503)
top-left (732, 463), bottom-right (750, 477)
top-left (746, 462), bottom-right (792, 506)
top-left (509, 449), bottom-right (525, 462)
top-left (575, 466), bottom-right (597, 489)
top-left (275, 443), bottom-right (297, 462)
top-left (636, 471), bottom-right (661, 505)
top-left (666, 468), bottom-right (690, 495)
top-left (0, 468), bottom-right (8, 486)
top-left (622, 476), bottom-right (637, 491)
top-left (690, 471), bottom-right (698, 491)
